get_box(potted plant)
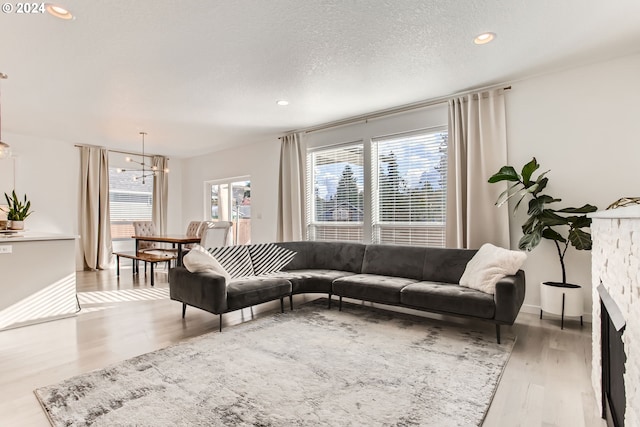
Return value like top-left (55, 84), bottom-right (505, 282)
top-left (2, 190), bottom-right (33, 230)
top-left (488, 158), bottom-right (597, 328)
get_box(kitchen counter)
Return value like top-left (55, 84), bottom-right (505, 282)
top-left (0, 232), bottom-right (79, 331)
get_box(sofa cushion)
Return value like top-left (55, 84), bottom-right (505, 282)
top-left (268, 269), bottom-right (356, 294)
top-left (208, 245), bottom-right (255, 278)
top-left (226, 277), bottom-right (292, 311)
top-left (459, 243), bottom-right (527, 295)
top-left (361, 245), bottom-right (427, 280)
top-left (401, 281), bottom-right (496, 319)
top-left (333, 274), bottom-right (418, 304)
top-left (248, 243), bottom-right (296, 275)
top-left (422, 248), bottom-right (477, 283)
top-left (276, 241), bottom-right (366, 273)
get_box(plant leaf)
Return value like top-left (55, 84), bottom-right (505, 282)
top-left (542, 227), bottom-right (566, 242)
top-left (539, 209), bottom-right (568, 226)
top-left (519, 228), bottom-right (543, 251)
top-left (513, 191), bottom-right (528, 212)
top-left (568, 228), bottom-right (592, 250)
top-left (488, 166), bottom-right (520, 183)
top-left (556, 204), bottom-right (598, 214)
top-left (495, 183), bottom-right (522, 207)
top-left (521, 158), bottom-right (540, 185)
top-left (532, 176), bottom-right (549, 196)
top-left (569, 215), bottom-right (591, 229)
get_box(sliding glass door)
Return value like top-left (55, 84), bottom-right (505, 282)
top-left (207, 177), bottom-right (251, 245)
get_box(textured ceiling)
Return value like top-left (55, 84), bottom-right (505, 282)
top-left (1, 0), bottom-right (639, 158)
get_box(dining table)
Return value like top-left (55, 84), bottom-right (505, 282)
top-left (132, 234), bottom-right (201, 267)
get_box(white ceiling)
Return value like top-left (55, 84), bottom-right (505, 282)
top-left (1, 1), bottom-right (639, 158)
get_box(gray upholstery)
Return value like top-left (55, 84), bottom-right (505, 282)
top-left (401, 281), bottom-right (495, 319)
top-left (268, 270), bottom-right (356, 294)
top-left (493, 270), bottom-right (526, 324)
top-left (276, 241), bottom-right (366, 273)
top-left (226, 277), bottom-right (291, 311)
top-left (333, 274), bottom-right (418, 304)
top-left (422, 248), bottom-right (477, 283)
top-left (361, 245), bottom-right (427, 280)
top-left (169, 267), bottom-right (227, 314)
top-left (169, 242), bottom-right (526, 339)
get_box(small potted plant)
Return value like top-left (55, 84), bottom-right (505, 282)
top-left (3, 190), bottom-right (33, 230)
top-left (488, 158), bottom-right (597, 328)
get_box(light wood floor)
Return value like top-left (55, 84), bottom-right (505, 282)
top-left (0, 268), bottom-right (606, 427)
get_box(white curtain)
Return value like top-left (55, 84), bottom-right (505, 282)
top-left (79, 146), bottom-right (112, 270)
top-left (152, 156), bottom-right (169, 234)
top-left (446, 89), bottom-right (510, 249)
top-left (277, 133), bottom-right (306, 241)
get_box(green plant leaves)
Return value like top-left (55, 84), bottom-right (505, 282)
top-left (3, 190), bottom-right (33, 221)
top-left (521, 158), bottom-right (539, 184)
top-left (569, 229), bottom-right (592, 250)
top-left (542, 228), bottom-right (566, 242)
top-left (489, 157), bottom-right (598, 284)
top-left (519, 229), bottom-right (542, 251)
top-left (556, 204), bottom-right (598, 214)
top-left (488, 166), bottom-right (520, 183)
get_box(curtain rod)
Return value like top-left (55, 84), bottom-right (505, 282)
top-left (74, 144), bottom-right (169, 160)
top-left (280, 84), bottom-right (511, 138)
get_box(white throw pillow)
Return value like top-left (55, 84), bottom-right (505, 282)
top-left (459, 243), bottom-right (527, 294)
top-left (182, 244), bottom-right (231, 282)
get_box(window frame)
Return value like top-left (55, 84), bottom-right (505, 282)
top-left (306, 141), bottom-right (365, 242)
top-left (305, 126), bottom-right (448, 247)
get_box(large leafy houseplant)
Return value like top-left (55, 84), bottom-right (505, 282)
top-left (488, 158), bottom-right (597, 284)
top-left (3, 190), bottom-right (33, 221)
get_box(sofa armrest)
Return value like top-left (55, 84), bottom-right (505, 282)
top-left (169, 267), bottom-right (228, 314)
top-left (493, 270), bottom-right (526, 324)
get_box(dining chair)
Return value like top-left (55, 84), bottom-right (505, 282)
top-left (199, 221), bottom-right (233, 249)
top-left (131, 220), bottom-right (171, 275)
top-left (164, 221), bottom-right (203, 256)
top-left (132, 221), bottom-right (159, 252)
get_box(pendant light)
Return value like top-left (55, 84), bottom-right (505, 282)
top-left (116, 132), bottom-right (169, 184)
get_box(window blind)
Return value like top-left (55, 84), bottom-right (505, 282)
top-left (371, 129), bottom-right (447, 246)
top-left (306, 143), bottom-right (364, 242)
top-left (109, 168), bottom-right (153, 240)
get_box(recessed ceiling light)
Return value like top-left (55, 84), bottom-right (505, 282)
top-left (276, 100), bottom-right (289, 106)
top-left (45, 3), bottom-right (74, 20)
top-left (474, 32), bottom-right (496, 45)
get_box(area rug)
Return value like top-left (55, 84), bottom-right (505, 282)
top-left (35, 300), bottom-right (514, 426)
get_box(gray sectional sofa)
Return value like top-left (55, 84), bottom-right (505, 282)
top-left (169, 241), bottom-right (525, 343)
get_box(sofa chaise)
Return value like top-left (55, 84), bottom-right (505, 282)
top-left (169, 241), bottom-right (526, 343)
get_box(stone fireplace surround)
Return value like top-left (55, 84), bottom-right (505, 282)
top-left (590, 205), bottom-right (640, 426)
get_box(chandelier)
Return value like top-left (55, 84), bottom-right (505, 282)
top-left (116, 132), bottom-right (169, 184)
top-left (0, 73), bottom-right (11, 160)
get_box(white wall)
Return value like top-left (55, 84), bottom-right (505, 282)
top-left (180, 52), bottom-right (640, 319)
top-left (180, 139), bottom-right (281, 244)
top-left (506, 52), bottom-right (640, 315)
top-left (0, 131), bottom-right (184, 268)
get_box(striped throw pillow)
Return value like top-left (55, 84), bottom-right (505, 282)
top-left (207, 245), bottom-right (254, 279)
top-left (248, 243), bottom-right (297, 276)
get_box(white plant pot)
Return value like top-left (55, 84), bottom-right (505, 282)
top-left (8, 220), bottom-right (24, 230)
top-left (540, 281), bottom-right (583, 329)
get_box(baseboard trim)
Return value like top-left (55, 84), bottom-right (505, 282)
top-left (520, 303), bottom-right (592, 323)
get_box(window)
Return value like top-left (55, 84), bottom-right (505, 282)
top-left (372, 128), bottom-right (447, 246)
top-left (304, 127), bottom-right (448, 247)
top-left (109, 169), bottom-right (153, 240)
top-left (207, 178), bottom-right (251, 245)
top-left (307, 144), bottom-right (364, 242)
